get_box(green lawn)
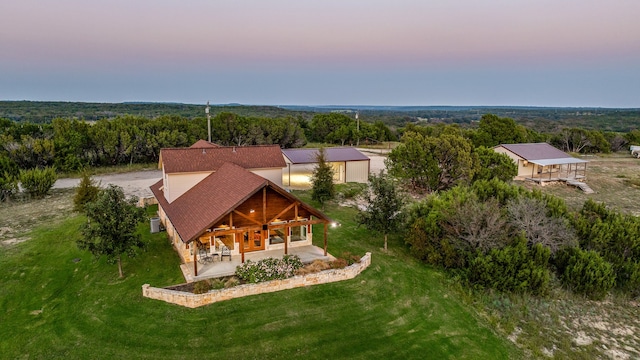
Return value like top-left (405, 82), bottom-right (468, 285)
top-left (0, 196), bottom-right (520, 359)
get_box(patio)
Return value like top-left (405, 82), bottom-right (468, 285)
top-left (180, 245), bottom-right (335, 283)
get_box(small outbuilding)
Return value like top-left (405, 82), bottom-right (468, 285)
top-left (493, 143), bottom-right (589, 184)
top-left (281, 147), bottom-right (370, 188)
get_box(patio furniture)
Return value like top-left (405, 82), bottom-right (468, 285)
top-left (198, 248), bottom-right (213, 264)
top-left (220, 245), bottom-right (231, 261)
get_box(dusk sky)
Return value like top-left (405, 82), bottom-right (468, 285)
top-left (2, 1), bottom-right (639, 107)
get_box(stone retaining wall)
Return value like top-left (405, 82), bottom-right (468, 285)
top-left (142, 252), bottom-right (371, 308)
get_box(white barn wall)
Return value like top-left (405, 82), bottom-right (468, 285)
top-left (251, 168), bottom-right (284, 187)
top-left (346, 160), bottom-right (370, 183)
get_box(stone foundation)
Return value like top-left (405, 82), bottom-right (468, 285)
top-left (142, 252), bottom-right (371, 308)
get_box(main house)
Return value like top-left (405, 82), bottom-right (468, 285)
top-left (150, 143), bottom-right (332, 276)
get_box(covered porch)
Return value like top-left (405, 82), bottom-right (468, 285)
top-left (522, 158), bottom-right (588, 184)
top-left (180, 245), bottom-right (335, 282)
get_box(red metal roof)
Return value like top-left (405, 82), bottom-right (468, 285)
top-left (151, 162), bottom-right (267, 243)
top-left (151, 162), bottom-right (331, 243)
top-left (495, 143), bottom-right (576, 161)
top-left (160, 145), bottom-right (285, 173)
top-left (189, 139), bottom-right (221, 148)
top-left (282, 147), bottom-right (369, 164)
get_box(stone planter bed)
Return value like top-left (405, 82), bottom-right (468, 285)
top-left (143, 252), bottom-right (371, 308)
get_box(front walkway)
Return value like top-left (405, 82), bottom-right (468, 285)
top-left (180, 245), bottom-right (335, 283)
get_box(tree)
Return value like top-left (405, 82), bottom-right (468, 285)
top-left (310, 148), bottom-right (335, 206)
top-left (357, 170), bottom-right (405, 251)
top-left (387, 132), bottom-right (478, 192)
top-left (78, 185), bottom-right (147, 278)
top-left (73, 172), bottom-right (101, 212)
top-left (472, 146), bottom-right (518, 183)
top-left (473, 114), bottom-right (528, 147)
top-left (505, 197), bottom-right (577, 254)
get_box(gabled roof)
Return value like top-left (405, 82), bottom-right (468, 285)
top-left (282, 147), bottom-right (369, 164)
top-left (190, 139), bottom-right (220, 148)
top-left (150, 162), bottom-right (331, 243)
top-left (160, 145), bottom-right (286, 173)
top-left (151, 162), bottom-right (267, 243)
top-left (495, 143), bottom-right (587, 166)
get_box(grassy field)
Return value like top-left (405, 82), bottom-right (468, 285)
top-left (3, 153), bottom-right (638, 359)
top-left (524, 152), bottom-right (640, 215)
top-left (0, 192), bottom-right (519, 359)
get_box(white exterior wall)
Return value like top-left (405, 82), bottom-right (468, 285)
top-left (251, 168), bottom-right (284, 187)
top-left (165, 172), bottom-right (211, 203)
top-left (345, 160), bottom-right (370, 183)
top-left (493, 146), bottom-right (530, 179)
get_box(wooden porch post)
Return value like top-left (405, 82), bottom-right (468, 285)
top-left (240, 231), bottom-right (245, 263)
top-left (193, 242), bottom-right (198, 276)
top-left (323, 223), bottom-right (328, 256)
top-left (284, 226), bottom-right (289, 255)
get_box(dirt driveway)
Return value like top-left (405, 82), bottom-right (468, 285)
top-left (53, 170), bottom-right (163, 198)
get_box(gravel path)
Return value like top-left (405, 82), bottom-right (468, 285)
top-left (53, 170), bottom-right (162, 198)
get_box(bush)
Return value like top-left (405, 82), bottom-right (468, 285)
top-left (224, 277), bottom-right (240, 288)
top-left (19, 166), bottom-right (57, 198)
top-left (0, 172), bottom-right (18, 202)
top-left (73, 172), bottom-right (101, 212)
top-left (468, 237), bottom-right (551, 296)
top-left (296, 260), bottom-right (331, 275)
top-left (341, 252), bottom-right (361, 265)
top-left (193, 280), bottom-right (211, 294)
top-left (561, 248), bottom-right (615, 300)
top-left (235, 255), bottom-right (303, 283)
top-left (329, 258), bottom-right (348, 269)
top-left (572, 200), bottom-right (640, 293)
top-left (210, 279), bottom-right (225, 290)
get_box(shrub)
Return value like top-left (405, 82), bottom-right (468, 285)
top-left (73, 172), bottom-right (101, 212)
top-left (224, 277), bottom-right (240, 288)
top-left (210, 279), bottom-right (225, 290)
top-left (561, 248), bottom-right (615, 300)
top-left (0, 155), bottom-right (19, 202)
top-left (296, 260), bottom-right (331, 275)
top-left (235, 255), bottom-right (303, 283)
top-left (329, 258), bottom-right (348, 269)
top-left (0, 172), bottom-right (18, 202)
top-left (193, 280), bottom-right (211, 294)
top-left (341, 252), bottom-right (361, 265)
top-left (468, 237), bottom-right (551, 296)
top-left (19, 166), bottom-right (57, 198)
top-left (572, 200), bottom-right (640, 293)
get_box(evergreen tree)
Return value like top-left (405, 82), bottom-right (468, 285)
top-left (73, 171), bottom-right (101, 212)
top-left (310, 147), bottom-right (335, 206)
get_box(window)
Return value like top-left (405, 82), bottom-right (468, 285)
top-left (291, 225), bottom-right (307, 242)
top-left (269, 228), bottom-right (285, 244)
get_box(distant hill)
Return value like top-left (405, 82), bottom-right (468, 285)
top-left (1, 101), bottom-right (639, 132)
top-left (0, 101), bottom-right (313, 123)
